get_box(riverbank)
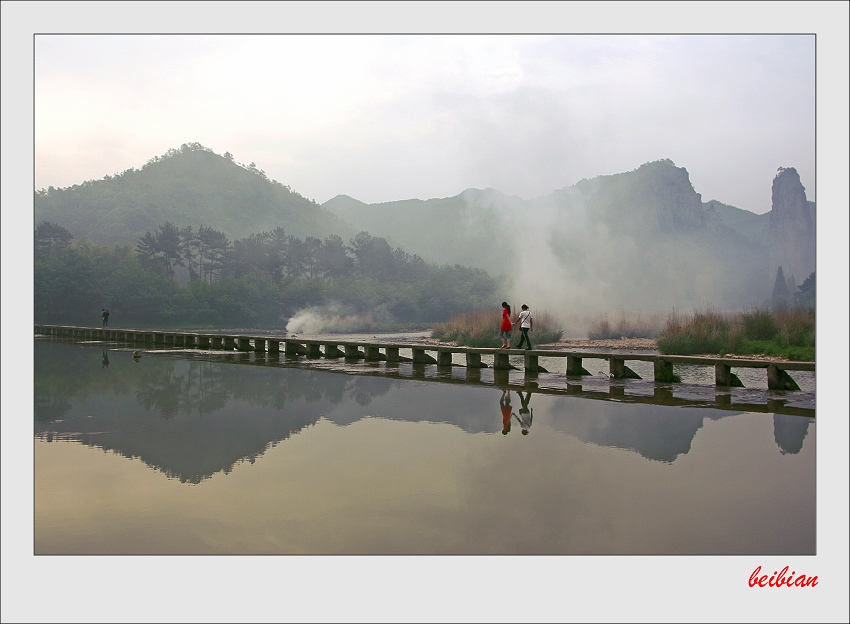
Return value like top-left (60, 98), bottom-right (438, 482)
top-left (415, 336), bottom-right (659, 351)
top-left (419, 335), bottom-right (808, 363)
top-left (549, 338), bottom-right (811, 363)
top-left (547, 337), bottom-right (658, 351)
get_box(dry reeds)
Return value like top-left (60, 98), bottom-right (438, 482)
top-left (657, 306), bottom-right (814, 360)
top-left (774, 307), bottom-right (815, 347)
top-left (588, 312), bottom-right (664, 339)
top-left (657, 307), bottom-right (740, 355)
top-left (432, 307), bottom-right (563, 347)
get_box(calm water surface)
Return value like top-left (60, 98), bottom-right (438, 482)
top-left (34, 336), bottom-right (815, 555)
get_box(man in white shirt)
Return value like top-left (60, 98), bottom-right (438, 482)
top-left (514, 304), bottom-right (533, 349)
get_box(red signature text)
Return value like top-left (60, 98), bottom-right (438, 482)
top-left (749, 566), bottom-right (818, 588)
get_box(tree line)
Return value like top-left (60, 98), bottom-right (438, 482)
top-left (134, 221), bottom-right (432, 285)
top-left (34, 221), bottom-right (499, 328)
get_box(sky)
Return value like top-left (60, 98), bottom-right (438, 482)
top-left (3, 2), bottom-right (849, 623)
top-left (31, 30), bottom-right (817, 214)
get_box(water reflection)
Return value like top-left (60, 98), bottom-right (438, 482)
top-left (33, 340), bottom-right (815, 485)
top-left (499, 388), bottom-right (514, 435)
top-left (774, 413), bottom-right (812, 455)
top-left (33, 339), bottom-right (816, 555)
top-left (516, 390), bottom-right (533, 435)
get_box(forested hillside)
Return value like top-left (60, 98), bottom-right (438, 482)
top-left (33, 142), bottom-right (508, 329)
top-left (34, 221), bottom-right (498, 328)
top-left (34, 143), bottom-right (356, 247)
top-left (33, 144), bottom-right (815, 332)
top-left (322, 188), bottom-right (525, 276)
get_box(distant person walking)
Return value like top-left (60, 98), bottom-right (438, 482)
top-left (102, 309), bottom-right (110, 327)
top-left (514, 304), bottom-right (533, 349)
top-left (499, 302), bottom-right (513, 349)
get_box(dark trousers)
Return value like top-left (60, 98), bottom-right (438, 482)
top-left (517, 327), bottom-right (531, 349)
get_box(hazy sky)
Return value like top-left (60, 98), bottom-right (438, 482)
top-left (32, 31), bottom-right (817, 214)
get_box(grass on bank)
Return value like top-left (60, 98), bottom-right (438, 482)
top-left (431, 308), bottom-right (564, 347)
top-left (656, 307), bottom-right (815, 361)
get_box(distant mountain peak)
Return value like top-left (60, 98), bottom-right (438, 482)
top-left (323, 193), bottom-right (367, 206)
top-left (35, 143), bottom-right (356, 246)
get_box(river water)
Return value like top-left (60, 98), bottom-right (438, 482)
top-left (32, 332), bottom-right (816, 556)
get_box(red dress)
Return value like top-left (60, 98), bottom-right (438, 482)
top-left (500, 308), bottom-right (512, 331)
top-left (501, 405), bottom-right (512, 430)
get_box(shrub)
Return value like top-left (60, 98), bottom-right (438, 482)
top-left (658, 307), bottom-right (814, 360)
top-left (775, 308), bottom-right (815, 348)
top-left (740, 308), bottom-right (778, 341)
top-left (657, 308), bottom-right (745, 355)
top-left (531, 310), bottom-right (565, 345)
top-left (588, 316), bottom-right (614, 340)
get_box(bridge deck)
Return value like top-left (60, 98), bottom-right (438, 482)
top-left (34, 325), bottom-right (815, 390)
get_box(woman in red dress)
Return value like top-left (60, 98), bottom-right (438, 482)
top-left (499, 301), bottom-right (513, 348)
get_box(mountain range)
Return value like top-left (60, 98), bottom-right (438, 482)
top-left (34, 143), bottom-right (356, 246)
top-left (34, 144), bottom-right (815, 317)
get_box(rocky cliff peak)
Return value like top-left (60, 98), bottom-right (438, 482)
top-left (575, 159), bottom-right (706, 234)
top-left (769, 167), bottom-right (815, 284)
top-left (771, 168), bottom-right (811, 221)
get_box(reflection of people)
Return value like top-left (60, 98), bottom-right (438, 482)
top-left (102, 309), bottom-right (110, 327)
top-left (499, 302), bottom-right (512, 349)
top-left (514, 304), bottom-right (533, 350)
top-left (515, 390), bottom-right (533, 435)
top-left (500, 388), bottom-right (515, 435)
top-left (102, 350), bottom-right (110, 368)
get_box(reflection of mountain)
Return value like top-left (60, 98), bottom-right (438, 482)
top-left (543, 402), bottom-right (726, 463)
top-left (773, 413), bottom-right (814, 455)
top-left (35, 341), bottom-right (502, 483)
top-left (35, 340), bottom-right (799, 482)
top-left (324, 380), bottom-right (731, 463)
top-left (320, 377), bottom-right (495, 432)
top-left (35, 341), bottom-right (362, 483)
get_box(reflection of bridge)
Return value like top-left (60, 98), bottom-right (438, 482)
top-left (34, 339), bottom-right (814, 486)
top-left (272, 359), bottom-right (815, 419)
top-left (35, 324), bottom-right (815, 392)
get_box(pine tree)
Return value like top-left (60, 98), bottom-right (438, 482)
top-left (795, 272), bottom-right (816, 310)
top-left (770, 266), bottom-right (789, 310)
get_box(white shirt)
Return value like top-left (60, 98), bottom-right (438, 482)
top-left (517, 309), bottom-right (532, 328)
